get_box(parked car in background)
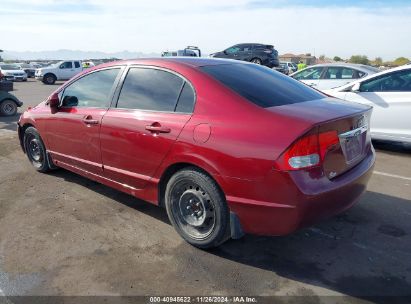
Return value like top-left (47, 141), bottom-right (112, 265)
top-left (0, 90), bottom-right (23, 116)
top-left (274, 62), bottom-right (289, 74)
top-left (291, 63), bottom-right (379, 90)
top-left (18, 58), bottom-right (374, 248)
top-left (324, 65), bottom-right (411, 144)
top-left (281, 61), bottom-right (298, 74)
top-left (35, 60), bottom-right (83, 84)
top-left (210, 43), bottom-right (279, 68)
top-left (0, 64), bottom-right (27, 81)
top-left (17, 63), bottom-right (36, 78)
top-left (162, 46), bottom-right (201, 57)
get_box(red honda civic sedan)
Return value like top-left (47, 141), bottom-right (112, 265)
top-left (18, 58), bottom-right (375, 248)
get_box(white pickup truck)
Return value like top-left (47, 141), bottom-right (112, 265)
top-left (35, 60), bottom-right (83, 85)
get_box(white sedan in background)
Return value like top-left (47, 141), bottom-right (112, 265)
top-left (324, 65), bottom-right (411, 144)
top-left (290, 63), bottom-right (379, 90)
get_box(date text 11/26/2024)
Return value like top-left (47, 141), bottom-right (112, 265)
top-left (149, 296), bottom-right (258, 303)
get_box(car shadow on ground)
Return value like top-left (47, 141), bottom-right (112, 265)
top-left (372, 140), bottom-right (411, 154)
top-left (0, 114), bottom-right (20, 131)
top-left (211, 191), bottom-right (411, 302)
top-left (49, 169), bottom-right (411, 302)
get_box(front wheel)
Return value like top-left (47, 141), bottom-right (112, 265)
top-left (0, 99), bottom-right (17, 116)
top-left (165, 167), bottom-right (230, 249)
top-left (23, 127), bottom-right (53, 173)
top-left (43, 74), bottom-right (56, 85)
top-left (251, 58), bottom-right (262, 65)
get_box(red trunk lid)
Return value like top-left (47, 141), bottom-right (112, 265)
top-left (268, 98), bottom-right (373, 178)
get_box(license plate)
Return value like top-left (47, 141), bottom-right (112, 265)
top-left (339, 125), bottom-right (367, 164)
top-left (342, 134), bottom-right (363, 162)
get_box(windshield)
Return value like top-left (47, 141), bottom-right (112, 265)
top-left (0, 64), bottom-right (21, 70)
top-left (201, 63), bottom-right (325, 108)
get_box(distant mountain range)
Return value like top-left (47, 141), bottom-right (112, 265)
top-left (1, 49), bottom-right (161, 61)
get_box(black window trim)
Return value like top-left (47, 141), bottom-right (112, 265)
top-left (58, 66), bottom-right (126, 109)
top-left (112, 65), bottom-right (197, 114)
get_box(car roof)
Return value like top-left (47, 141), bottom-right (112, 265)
top-left (307, 63), bottom-right (378, 71)
top-left (290, 63), bottom-right (380, 76)
top-left (100, 57), bottom-right (248, 68)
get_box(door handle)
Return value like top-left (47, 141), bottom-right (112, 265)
top-left (83, 115), bottom-right (99, 125)
top-left (145, 124), bottom-right (171, 133)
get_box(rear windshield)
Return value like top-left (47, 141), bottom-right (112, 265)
top-left (200, 64), bottom-right (325, 108)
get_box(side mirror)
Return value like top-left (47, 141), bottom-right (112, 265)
top-left (47, 93), bottom-right (60, 109)
top-left (351, 82), bottom-right (361, 92)
top-left (223, 50), bottom-right (227, 55)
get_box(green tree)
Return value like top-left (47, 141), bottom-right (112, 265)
top-left (349, 55), bottom-right (369, 65)
top-left (319, 54), bottom-right (326, 61)
top-left (393, 57), bottom-right (410, 66)
top-left (374, 57), bottom-right (383, 66)
top-left (333, 56), bottom-right (342, 62)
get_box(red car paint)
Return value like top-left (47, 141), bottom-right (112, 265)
top-left (18, 58), bottom-right (375, 236)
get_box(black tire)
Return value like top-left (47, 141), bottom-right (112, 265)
top-left (43, 74), bottom-right (56, 85)
top-left (0, 99), bottom-right (18, 116)
top-left (165, 167), bottom-right (230, 249)
top-left (23, 127), bottom-right (52, 173)
top-left (251, 58), bottom-right (262, 65)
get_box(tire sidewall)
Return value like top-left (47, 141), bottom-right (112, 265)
top-left (0, 99), bottom-right (17, 116)
top-left (44, 74), bottom-right (56, 85)
top-left (165, 168), bottom-right (229, 248)
top-left (23, 127), bottom-right (50, 172)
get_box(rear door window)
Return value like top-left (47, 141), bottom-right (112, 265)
top-left (74, 62), bottom-right (80, 68)
top-left (175, 82), bottom-right (195, 113)
top-left (117, 68), bottom-right (185, 111)
top-left (201, 64), bottom-right (325, 108)
top-left (324, 67), bottom-right (357, 80)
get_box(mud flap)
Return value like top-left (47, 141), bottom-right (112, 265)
top-left (230, 212), bottom-right (245, 239)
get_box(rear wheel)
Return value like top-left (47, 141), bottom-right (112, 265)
top-left (0, 99), bottom-right (17, 116)
top-left (23, 127), bottom-right (52, 173)
top-left (165, 167), bottom-right (230, 249)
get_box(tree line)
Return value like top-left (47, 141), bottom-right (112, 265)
top-left (332, 55), bottom-right (409, 67)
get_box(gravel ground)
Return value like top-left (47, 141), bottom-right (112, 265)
top-left (0, 79), bottom-right (410, 303)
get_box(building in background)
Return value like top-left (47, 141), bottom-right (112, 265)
top-left (279, 53), bottom-right (317, 66)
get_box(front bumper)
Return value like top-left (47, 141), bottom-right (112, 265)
top-left (225, 147), bottom-right (375, 236)
top-left (35, 75), bottom-right (44, 81)
top-left (4, 75), bottom-right (27, 81)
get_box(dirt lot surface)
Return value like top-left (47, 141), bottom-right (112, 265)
top-left (0, 80), bottom-right (410, 303)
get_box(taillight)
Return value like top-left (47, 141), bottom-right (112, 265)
top-left (274, 130), bottom-right (339, 171)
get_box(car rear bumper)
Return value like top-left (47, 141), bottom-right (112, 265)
top-left (264, 58), bottom-right (280, 68)
top-left (225, 147), bottom-right (375, 236)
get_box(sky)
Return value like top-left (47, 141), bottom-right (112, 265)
top-left (1, 0), bottom-right (411, 60)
